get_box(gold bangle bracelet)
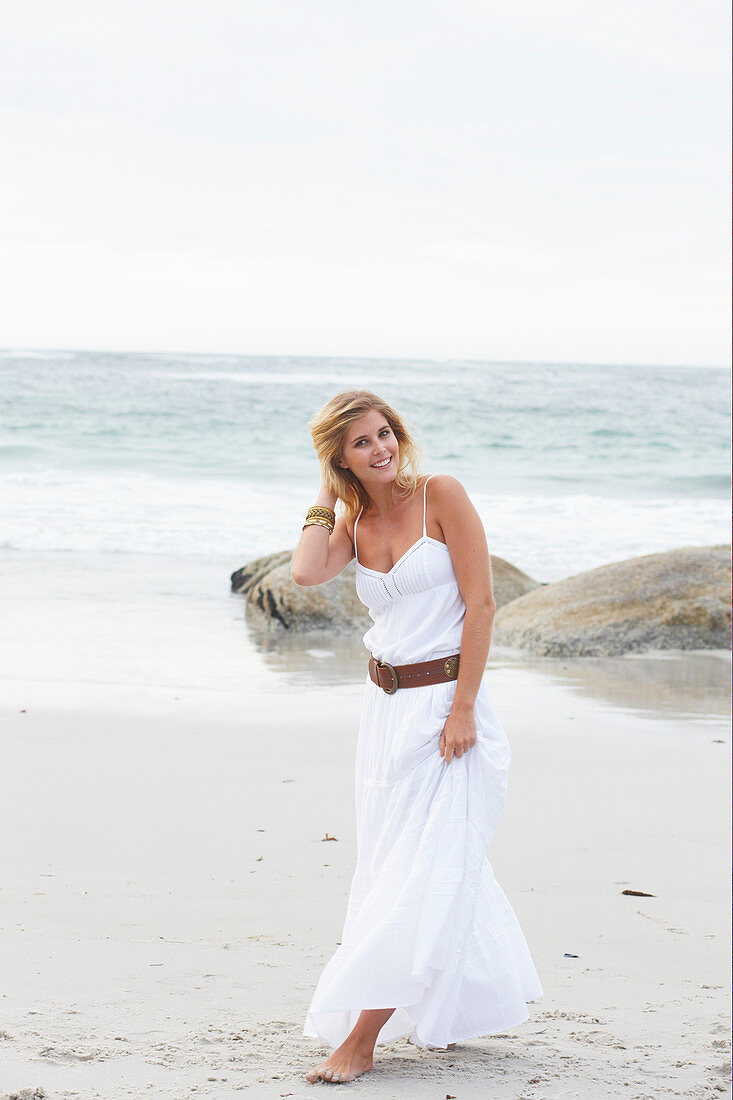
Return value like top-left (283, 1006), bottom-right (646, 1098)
top-left (302, 518), bottom-right (334, 533)
top-left (306, 505), bottom-right (336, 522)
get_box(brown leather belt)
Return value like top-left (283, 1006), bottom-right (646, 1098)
top-left (368, 652), bottom-right (460, 694)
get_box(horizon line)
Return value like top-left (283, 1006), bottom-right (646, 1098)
top-left (0, 346), bottom-right (728, 371)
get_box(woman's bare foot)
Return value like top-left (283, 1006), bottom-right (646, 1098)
top-left (305, 1038), bottom-right (373, 1083)
top-left (306, 1008), bottom-right (394, 1084)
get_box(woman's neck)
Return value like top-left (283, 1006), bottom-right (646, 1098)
top-left (362, 477), bottom-right (420, 520)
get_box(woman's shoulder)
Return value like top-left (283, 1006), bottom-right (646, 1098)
top-left (422, 472), bottom-right (465, 494)
top-left (422, 475), bottom-right (474, 521)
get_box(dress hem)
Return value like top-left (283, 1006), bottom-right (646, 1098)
top-left (303, 989), bottom-right (544, 1050)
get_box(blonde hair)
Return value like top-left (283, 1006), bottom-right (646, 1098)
top-left (308, 390), bottom-right (424, 523)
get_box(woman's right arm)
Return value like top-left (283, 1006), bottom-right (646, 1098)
top-left (290, 487), bottom-right (355, 586)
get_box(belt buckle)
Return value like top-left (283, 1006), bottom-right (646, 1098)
top-left (376, 660), bottom-right (398, 694)
top-left (444, 655), bottom-right (460, 678)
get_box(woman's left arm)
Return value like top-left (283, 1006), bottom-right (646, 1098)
top-left (430, 475), bottom-right (496, 764)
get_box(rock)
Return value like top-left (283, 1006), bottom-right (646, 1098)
top-left (231, 550), bottom-right (538, 632)
top-left (231, 551), bottom-right (293, 596)
top-left (493, 545), bottom-right (731, 657)
top-left (243, 557), bottom-right (370, 632)
top-left (490, 557), bottom-right (541, 606)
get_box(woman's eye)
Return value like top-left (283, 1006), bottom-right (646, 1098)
top-left (355, 428), bottom-right (390, 447)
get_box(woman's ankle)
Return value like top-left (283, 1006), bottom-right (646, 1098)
top-left (343, 1031), bottom-right (377, 1057)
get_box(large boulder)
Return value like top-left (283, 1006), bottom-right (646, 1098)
top-left (265, 559), bottom-right (368, 632)
top-left (493, 545), bottom-right (731, 657)
top-left (231, 550), bottom-right (539, 632)
top-left (231, 551), bottom-right (293, 597)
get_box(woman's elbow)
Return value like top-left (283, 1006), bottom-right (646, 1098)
top-left (290, 564), bottom-right (313, 587)
top-left (467, 593), bottom-right (496, 616)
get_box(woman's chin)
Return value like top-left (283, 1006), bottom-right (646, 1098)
top-left (367, 471), bottom-right (397, 485)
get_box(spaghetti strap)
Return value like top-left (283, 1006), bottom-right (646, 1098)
top-left (422, 475), bottom-right (434, 537)
top-left (353, 506), bottom-right (364, 564)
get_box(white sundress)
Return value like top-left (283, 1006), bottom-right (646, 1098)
top-left (303, 475), bottom-right (543, 1050)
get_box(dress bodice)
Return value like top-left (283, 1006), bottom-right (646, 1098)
top-left (353, 475), bottom-right (466, 664)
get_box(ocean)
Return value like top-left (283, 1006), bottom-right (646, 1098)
top-left (1, 350), bottom-right (728, 582)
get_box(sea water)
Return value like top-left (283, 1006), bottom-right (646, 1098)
top-left (1, 350), bottom-right (729, 580)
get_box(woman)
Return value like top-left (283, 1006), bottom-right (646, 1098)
top-left (291, 390), bottom-right (542, 1085)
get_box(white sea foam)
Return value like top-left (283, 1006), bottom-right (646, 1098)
top-left (0, 468), bottom-right (727, 581)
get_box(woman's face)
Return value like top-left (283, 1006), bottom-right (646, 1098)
top-left (337, 409), bottom-right (399, 486)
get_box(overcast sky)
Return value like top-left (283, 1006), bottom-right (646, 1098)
top-left (1, 0), bottom-right (729, 364)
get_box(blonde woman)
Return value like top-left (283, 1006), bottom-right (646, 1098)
top-left (292, 391), bottom-right (542, 1085)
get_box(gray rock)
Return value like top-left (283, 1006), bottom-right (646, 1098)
top-left (231, 551), bottom-right (293, 596)
top-left (245, 558), bottom-right (370, 632)
top-left (493, 545), bottom-right (731, 657)
top-left (490, 557), bottom-right (541, 606)
top-left (232, 550), bottom-right (539, 632)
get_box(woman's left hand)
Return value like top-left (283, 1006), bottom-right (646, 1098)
top-left (439, 703), bottom-right (477, 764)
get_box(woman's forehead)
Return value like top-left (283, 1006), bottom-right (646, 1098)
top-left (344, 410), bottom-right (390, 443)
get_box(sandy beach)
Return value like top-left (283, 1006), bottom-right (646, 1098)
top-left (0, 549), bottom-right (730, 1099)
